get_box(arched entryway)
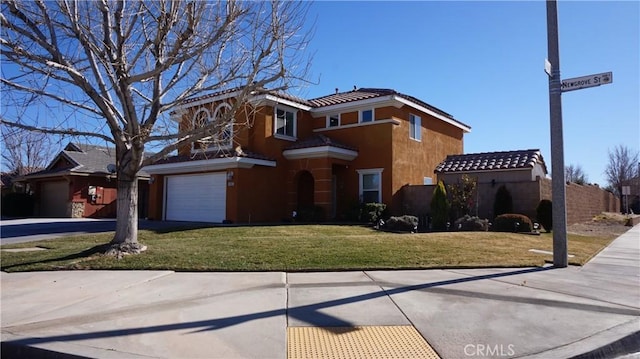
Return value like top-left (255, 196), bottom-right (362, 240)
top-left (296, 170), bottom-right (314, 211)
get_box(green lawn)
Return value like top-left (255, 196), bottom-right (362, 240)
top-left (0, 225), bottom-right (614, 272)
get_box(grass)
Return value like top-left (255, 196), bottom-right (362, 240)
top-left (0, 225), bottom-right (615, 272)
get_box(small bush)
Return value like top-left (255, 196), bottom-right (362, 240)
top-left (454, 215), bottom-right (489, 231)
top-left (492, 213), bottom-right (533, 233)
top-left (493, 185), bottom-right (513, 217)
top-left (361, 202), bottom-right (387, 223)
top-left (384, 215), bottom-right (418, 232)
top-left (536, 199), bottom-right (552, 232)
top-left (430, 180), bottom-right (450, 231)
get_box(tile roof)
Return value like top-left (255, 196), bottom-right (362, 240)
top-left (309, 88), bottom-right (455, 119)
top-left (435, 149), bottom-right (547, 174)
top-left (286, 134), bottom-right (357, 151)
top-left (181, 87), bottom-right (313, 107)
top-left (181, 87), bottom-right (469, 129)
top-left (149, 148), bottom-right (275, 165)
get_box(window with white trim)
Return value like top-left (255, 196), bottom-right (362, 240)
top-left (357, 168), bottom-right (383, 203)
top-left (327, 114), bottom-right (340, 127)
top-left (192, 109), bottom-right (211, 152)
top-left (410, 114), bottom-right (421, 141)
top-left (359, 109), bottom-right (374, 123)
top-left (213, 103), bottom-right (234, 148)
top-left (192, 103), bottom-right (234, 152)
top-left (275, 106), bottom-right (296, 139)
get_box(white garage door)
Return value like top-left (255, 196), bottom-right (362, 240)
top-left (40, 181), bottom-right (69, 217)
top-left (165, 173), bottom-right (226, 223)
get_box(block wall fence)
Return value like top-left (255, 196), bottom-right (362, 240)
top-left (401, 177), bottom-right (620, 225)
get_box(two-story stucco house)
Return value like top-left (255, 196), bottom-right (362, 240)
top-left (143, 87), bottom-right (471, 223)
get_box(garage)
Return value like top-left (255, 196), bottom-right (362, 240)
top-left (40, 181), bottom-right (70, 217)
top-left (165, 173), bottom-right (226, 222)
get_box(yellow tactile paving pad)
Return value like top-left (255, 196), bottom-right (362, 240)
top-left (287, 326), bottom-right (440, 359)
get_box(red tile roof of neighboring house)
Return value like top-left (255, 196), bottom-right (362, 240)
top-left (286, 134), bottom-right (357, 151)
top-left (435, 149), bottom-right (547, 174)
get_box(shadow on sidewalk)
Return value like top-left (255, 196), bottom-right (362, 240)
top-left (4, 265), bottom-right (639, 349)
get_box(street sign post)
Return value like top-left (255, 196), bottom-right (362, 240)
top-left (561, 72), bottom-right (612, 92)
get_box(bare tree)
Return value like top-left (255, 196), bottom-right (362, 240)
top-left (565, 164), bottom-right (588, 185)
top-left (1, 0), bottom-right (312, 254)
top-left (1, 126), bottom-right (55, 176)
top-left (604, 144), bottom-right (639, 196)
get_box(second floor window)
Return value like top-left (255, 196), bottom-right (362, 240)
top-left (360, 109), bottom-right (374, 123)
top-left (275, 106), bottom-right (296, 139)
top-left (410, 114), bottom-right (421, 141)
top-left (192, 103), bottom-right (234, 152)
top-left (328, 114), bottom-right (340, 127)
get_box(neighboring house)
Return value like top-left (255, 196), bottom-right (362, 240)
top-left (18, 143), bottom-right (150, 218)
top-left (143, 87), bottom-right (471, 223)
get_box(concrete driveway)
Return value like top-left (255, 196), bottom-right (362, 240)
top-left (0, 218), bottom-right (210, 245)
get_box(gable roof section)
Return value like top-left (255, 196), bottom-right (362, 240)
top-left (308, 88), bottom-right (470, 132)
top-left (177, 87), bottom-right (313, 112)
top-left (22, 143), bottom-right (149, 179)
top-left (435, 149), bottom-right (548, 174)
top-left (55, 143), bottom-right (116, 173)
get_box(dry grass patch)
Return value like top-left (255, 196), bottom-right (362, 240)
top-left (0, 225), bottom-right (614, 272)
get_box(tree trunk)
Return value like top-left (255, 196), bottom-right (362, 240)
top-left (107, 143), bottom-right (146, 256)
top-left (107, 177), bottom-right (146, 256)
top-left (112, 178), bottom-right (139, 244)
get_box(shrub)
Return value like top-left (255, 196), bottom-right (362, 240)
top-left (492, 213), bottom-right (533, 233)
top-left (536, 199), bottom-right (553, 232)
top-left (384, 215), bottom-right (418, 232)
top-left (0, 192), bottom-right (34, 217)
top-left (430, 180), bottom-right (450, 231)
top-left (493, 185), bottom-right (513, 217)
top-left (454, 215), bottom-right (489, 231)
top-left (448, 174), bottom-right (477, 217)
top-left (361, 202), bottom-right (387, 223)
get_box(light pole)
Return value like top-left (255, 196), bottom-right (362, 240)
top-left (546, 0), bottom-right (568, 268)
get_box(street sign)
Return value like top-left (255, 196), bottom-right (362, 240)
top-left (544, 59), bottom-right (552, 77)
top-left (561, 72), bottom-right (612, 92)
top-left (622, 186), bottom-right (631, 195)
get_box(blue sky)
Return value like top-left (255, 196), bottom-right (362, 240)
top-left (296, 1), bottom-right (639, 187)
top-left (2, 1), bottom-right (638, 187)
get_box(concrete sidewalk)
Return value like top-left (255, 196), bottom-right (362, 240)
top-left (1, 225), bottom-right (639, 359)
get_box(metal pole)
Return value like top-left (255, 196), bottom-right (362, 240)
top-left (546, 0), bottom-right (568, 268)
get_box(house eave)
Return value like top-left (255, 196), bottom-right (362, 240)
top-left (393, 95), bottom-right (471, 133)
top-left (249, 94), bottom-right (313, 111)
top-left (310, 95), bottom-right (396, 117)
top-left (143, 157), bottom-right (277, 175)
top-left (283, 146), bottom-right (358, 161)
